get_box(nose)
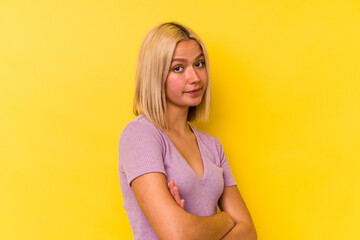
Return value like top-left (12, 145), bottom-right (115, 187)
top-left (186, 67), bottom-right (200, 84)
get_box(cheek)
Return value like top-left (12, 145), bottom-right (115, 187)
top-left (165, 76), bottom-right (182, 96)
top-left (200, 71), bottom-right (208, 86)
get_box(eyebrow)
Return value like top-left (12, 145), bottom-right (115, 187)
top-left (171, 53), bottom-right (204, 63)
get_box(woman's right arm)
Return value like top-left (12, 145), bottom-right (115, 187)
top-left (131, 172), bottom-right (235, 240)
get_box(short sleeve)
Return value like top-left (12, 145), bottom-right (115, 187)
top-left (118, 120), bottom-right (166, 186)
top-left (215, 138), bottom-right (237, 187)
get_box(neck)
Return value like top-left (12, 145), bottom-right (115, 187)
top-left (166, 105), bottom-right (190, 135)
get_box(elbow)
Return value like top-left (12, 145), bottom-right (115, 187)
top-left (250, 232), bottom-right (257, 240)
top-left (252, 233), bottom-right (258, 240)
top-left (248, 224), bottom-right (257, 240)
top-left (157, 218), bottom-right (198, 240)
top-left (169, 233), bottom-right (193, 240)
top-left (163, 225), bottom-right (198, 240)
top-left (237, 221), bottom-right (257, 240)
top-left (159, 217), bottom-right (203, 240)
top-left (159, 231), bottom-right (194, 240)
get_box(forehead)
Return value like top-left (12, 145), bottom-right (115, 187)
top-left (172, 40), bottom-right (203, 59)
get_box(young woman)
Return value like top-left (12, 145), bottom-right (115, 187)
top-left (118, 22), bottom-right (256, 240)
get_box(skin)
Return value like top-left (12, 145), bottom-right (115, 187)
top-left (131, 40), bottom-right (257, 240)
top-left (168, 180), bottom-right (185, 209)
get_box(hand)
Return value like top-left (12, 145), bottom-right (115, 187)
top-left (167, 180), bottom-right (185, 209)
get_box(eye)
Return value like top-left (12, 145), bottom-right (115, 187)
top-left (195, 61), bottom-right (205, 68)
top-left (173, 66), bottom-right (184, 72)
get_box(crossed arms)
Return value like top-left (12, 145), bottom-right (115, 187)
top-left (131, 172), bottom-right (257, 240)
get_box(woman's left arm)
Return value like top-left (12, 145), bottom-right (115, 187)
top-left (218, 186), bottom-right (257, 240)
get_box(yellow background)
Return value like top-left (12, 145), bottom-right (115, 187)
top-left (1, 0), bottom-right (359, 239)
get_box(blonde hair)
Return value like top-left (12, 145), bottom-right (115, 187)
top-left (133, 22), bottom-right (211, 129)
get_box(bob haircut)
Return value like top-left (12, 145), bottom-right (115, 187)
top-left (133, 22), bottom-right (211, 129)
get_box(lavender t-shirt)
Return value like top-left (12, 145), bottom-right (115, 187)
top-left (118, 115), bottom-right (237, 240)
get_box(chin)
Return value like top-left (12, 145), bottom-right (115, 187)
top-left (188, 100), bottom-right (202, 107)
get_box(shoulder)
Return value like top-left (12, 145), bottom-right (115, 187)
top-left (120, 114), bottom-right (164, 146)
top-left (121, 114), bottom-right (161, 137)
top-left (118, 115), bottom-right (167, 185)
top-left (122, 114), bottom-right (157, 132)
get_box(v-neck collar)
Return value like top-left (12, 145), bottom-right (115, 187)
top-left (161, 124), bottom-right (207, 184)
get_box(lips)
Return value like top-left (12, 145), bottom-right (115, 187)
top-left (185, 87), bottom-right (202, 93)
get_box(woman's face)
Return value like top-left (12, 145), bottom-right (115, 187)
top-left (165, 40), bottom-right (208, 112)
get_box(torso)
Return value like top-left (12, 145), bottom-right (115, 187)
top-left (119, 115), bottom-right (237, 239)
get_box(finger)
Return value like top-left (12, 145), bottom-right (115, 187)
top-left (180, 199), bottom-right (185, 209)
top-left (168, 179), bottom-right (174, 188)
top-left (168, 180), bottom-right (175, 196)
top-left (173, 186), bottom-right (181, 204)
